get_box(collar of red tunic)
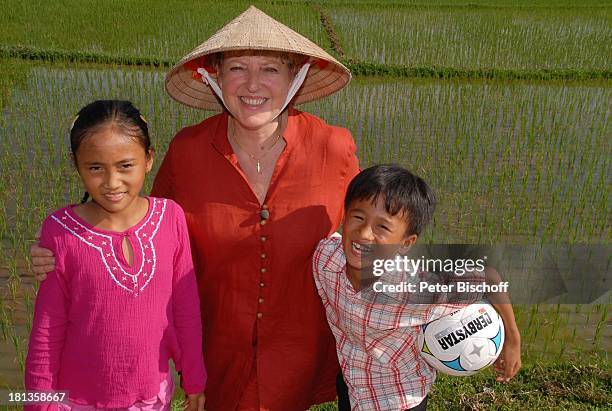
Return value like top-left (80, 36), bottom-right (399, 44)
top-left (211, 107), bottom-right (303, 155)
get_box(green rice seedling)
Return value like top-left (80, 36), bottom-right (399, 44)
top-left (10, 333), bottom-right (25, 372)
top-left (592, 305), bottom-right (609, 347)
top-left (0, 298), bottom-right (10, 341)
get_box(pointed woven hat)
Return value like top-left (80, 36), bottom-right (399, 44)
top-left (165, 5), bottom-right (351, 110)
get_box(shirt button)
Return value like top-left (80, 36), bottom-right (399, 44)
top-left (262, 204), bottom-right (268, 209)
top-left (260, 282), bottom-right (265, 287)
top-left (260, 236), bottom-right (267, 242)
top-left (258, 297), bottom-right (264, 304)
top-left (260, 253), bottom-right (267, 259)
top-left (257, 312), bottom-right (263, 319)
top-left (260, 268), bottom-right (267, 273)
top-left (260, 220), bottom-right (267, 226)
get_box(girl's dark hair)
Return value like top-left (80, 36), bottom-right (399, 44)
top-left (344, 165), bottom-right (436, 236)
top-left (70, 100), bottom-right (151, 203)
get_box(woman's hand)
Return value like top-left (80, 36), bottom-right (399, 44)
top-left (184, 392), bottom-right (205, 411)
top-left (30, 229), bottom-right (56, 281)
top-left (494, 336), bottom-right (521, 382)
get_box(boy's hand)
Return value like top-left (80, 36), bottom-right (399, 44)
top-left (494, 338), bottom-right (521, 382)
top-left (183, 392), bottom-right (205, 411)
top-left (30, 229), bottom-right (55, 280)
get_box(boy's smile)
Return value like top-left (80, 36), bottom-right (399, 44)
top-left (342, 196), bottom-right (417, 290)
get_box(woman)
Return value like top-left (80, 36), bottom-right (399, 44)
top-left (31, 6), bottom-right (359, 410)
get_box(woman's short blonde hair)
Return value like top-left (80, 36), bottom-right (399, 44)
top-left (207, 50), bottom-right (308, 75)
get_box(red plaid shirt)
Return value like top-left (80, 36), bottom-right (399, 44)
top-left (313, 236), bottom-right (483, 411)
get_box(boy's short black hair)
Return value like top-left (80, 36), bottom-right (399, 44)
top-left (344, 165), bottom-right (436, 236)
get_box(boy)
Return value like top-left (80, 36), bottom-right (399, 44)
top-left (313, 165), bottom-right (521, 411)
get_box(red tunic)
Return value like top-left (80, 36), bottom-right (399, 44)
top-left (151, 108), bottom-right (360, 411)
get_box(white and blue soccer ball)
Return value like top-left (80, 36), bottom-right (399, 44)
top-left (418, 303), bottom-right (505, 376)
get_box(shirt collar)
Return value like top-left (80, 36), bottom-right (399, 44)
top-left (322, 236), bottom-right (347, 274)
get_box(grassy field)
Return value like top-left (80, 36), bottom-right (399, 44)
top-left (0, 0), bottom-right (610, 409)
top-left (329, 6), bottom-right (612, 69)
top-left (0, 0), bottom-right (327, 62)
top-left (1, 1), bottom-right (611, 80)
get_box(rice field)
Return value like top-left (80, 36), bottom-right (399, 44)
top-left (2, 67), bottom-right (609, 248)
top-left (1, 65), bottom-right (609, 373)
top-left (0, 0), bottom-right (327, 62)
top-left (0, 0), bottom-right (610, 406)
top-left (307, 78), bottom-right (611, 244)
top-left (329, 6), bottom-right (612, 69)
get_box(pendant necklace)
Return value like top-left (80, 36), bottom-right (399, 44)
top-left (230, 122), bottom-right (283, 174)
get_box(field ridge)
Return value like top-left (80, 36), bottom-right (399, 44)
top-left (306, 0), bottom-right (612, 10)
top-left (3, 44), bottom-right (611, 81)
top-left (314, 6), bottom-right (348, 60)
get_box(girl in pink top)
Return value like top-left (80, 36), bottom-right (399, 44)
top-left (25, 100), bottom-right (206, 411)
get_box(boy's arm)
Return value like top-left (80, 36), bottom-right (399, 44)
top-left (485, 267), bottom-right (521, 382)
top-left (312, 238), bottom-right (336, 306)
top-left (171, 204), bottom-right (206, 396)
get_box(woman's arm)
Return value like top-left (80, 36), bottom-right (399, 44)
top-left (171, 204), bottom-right (207, 397)
top-left (30, 229), bottom-right (56, 281)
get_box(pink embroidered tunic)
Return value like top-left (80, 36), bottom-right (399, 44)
top-left (25, 197), bottom-right (206, 409)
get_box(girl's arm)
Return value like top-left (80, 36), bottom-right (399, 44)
top-left (25, 270), bottom-right (69, 386)
top-left (25, 224), bottom-right (69, 410)
top-left (171, 204), bottom-right (207, 396)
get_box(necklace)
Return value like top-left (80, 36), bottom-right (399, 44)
top-left (229, 122), bottom-right (283, 174)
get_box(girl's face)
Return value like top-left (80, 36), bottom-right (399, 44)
top-left (217, 54), bottom-right (293, 131)
top-left (74, 125), bottom-right (153, 216)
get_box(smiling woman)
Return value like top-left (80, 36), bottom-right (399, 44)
top-left (218, 54), bottom-right (293, 131)
top-left (151, 7), bottom-right (359, 410)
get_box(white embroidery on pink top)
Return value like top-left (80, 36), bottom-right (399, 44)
top-left (50, 198), bottom-right (168, 296)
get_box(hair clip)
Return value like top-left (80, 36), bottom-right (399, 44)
top-left (139, 114), bottom-right (148, 124)
top-left (70, 114), bottom-right (79, 131)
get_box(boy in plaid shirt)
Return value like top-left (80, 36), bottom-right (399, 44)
top-left (313, 165), bottom-right (521, 411)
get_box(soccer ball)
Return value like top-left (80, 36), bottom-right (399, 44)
top-left (418, 303), bottom-right (504, 376)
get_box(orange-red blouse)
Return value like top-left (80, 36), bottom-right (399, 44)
top-left (151, 108), bottom-right (360, 411)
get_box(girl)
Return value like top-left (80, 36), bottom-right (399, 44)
top-left (25, 100), bottom-right (206, 411)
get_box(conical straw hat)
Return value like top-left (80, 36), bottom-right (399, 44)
top-left (165, 5), bottom-right (351, 110)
